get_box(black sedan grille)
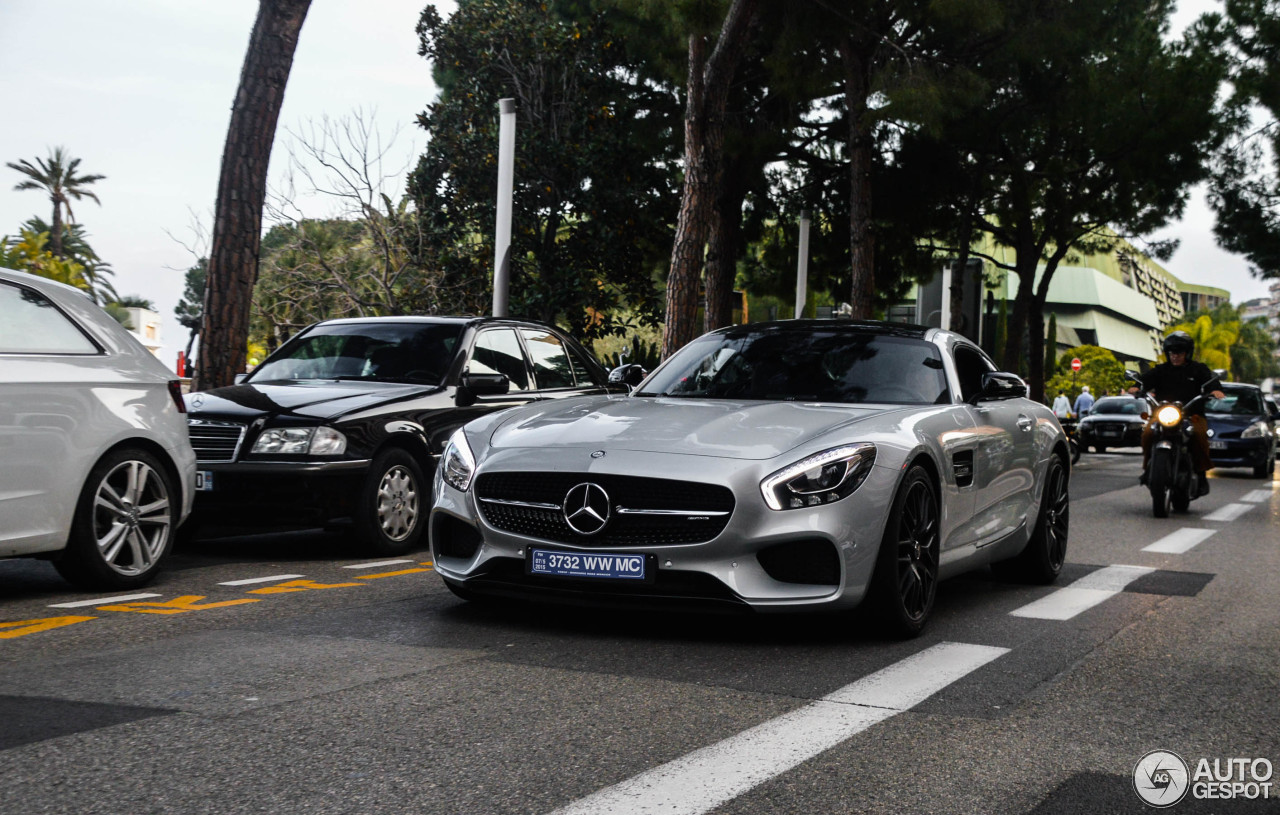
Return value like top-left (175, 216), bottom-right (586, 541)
top-left (187, 419), bottom-right (247, 463)
top-left (475, 472), bottom-right (735, 546)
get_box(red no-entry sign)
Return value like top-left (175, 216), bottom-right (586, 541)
top-left (1071, 358), bottom-right (1081, 372)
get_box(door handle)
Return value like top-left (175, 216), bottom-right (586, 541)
top-left (1017, 416), bottom-right (1034, 432)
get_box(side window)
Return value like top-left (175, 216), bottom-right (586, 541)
top-left (0, 282), bottom-right (98, 354)
top-left (520, 328), bottom-right (575, 389)
top-left (567, 347), bottom-right (596, 387)
top-left (470, 329), bottom-right (529, 391)
top-left (953, 345), bottom-right (994, 403)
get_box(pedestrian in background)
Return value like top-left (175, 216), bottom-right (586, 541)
top-left (1074, 385), bottom-right (1095, 417)
top-left (1052, 390), bottom-right (1072, 419)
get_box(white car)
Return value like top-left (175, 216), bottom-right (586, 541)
top-left (0, 267), bottom-right (195, 589)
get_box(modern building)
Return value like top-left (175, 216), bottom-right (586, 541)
top-left (122, 307), bottom-right (163, 358)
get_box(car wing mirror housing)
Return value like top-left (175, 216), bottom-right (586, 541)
top-left (456, 371), bottom-right (510, 406)
top-left (973, 371), bottom-right (1027, 404)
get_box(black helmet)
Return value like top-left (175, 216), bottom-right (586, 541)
top-left (1162, 330), bottom-right (1194, 357)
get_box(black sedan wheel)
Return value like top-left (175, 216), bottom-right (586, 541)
top-left (868, 465), bottom-right (939, 638)
top-left (992, 456), bottom-right (1069, 584)
top-left (54, 448), bottom-right (175, 590)
top-left (355, 448), bottom-right (426, 555)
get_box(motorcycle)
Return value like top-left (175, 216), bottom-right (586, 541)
top-left (1129, 371), bottom-right (1211, 518)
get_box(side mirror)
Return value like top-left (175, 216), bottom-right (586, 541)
top-left (460, 372), bottom-right (510, 396)
top-left (234, 373), bottom-right (249, 384)
top-left (1124, 370), bottom-right (1141, 382)
top-left (608, 363), bottom-right (647, 389)
top-left (973, 371), bottom-right (1027, 403)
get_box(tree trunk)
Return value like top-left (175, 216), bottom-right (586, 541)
top-left (704, 161), bottom-right (745, 332)
top-left (840, 35), bottom-right (875, 320)
top-left (661, 0), bottom-right (757, 360)
top-left (49, 196), bottom-right (64, 258)
top-left (195, 0), bottom-right (311, 391)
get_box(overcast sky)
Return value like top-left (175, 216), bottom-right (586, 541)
top-left (0, 0), bottom-right (1270, 368)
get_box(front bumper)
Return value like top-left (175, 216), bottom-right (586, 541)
top-left (428, 448), bottom-right (901, 613)
top-left (1079, 422), bottom-right (1143, 447)
top-left (189, 459), bottom-right (371, 531)
top-left (1208, 438), bottom-right (1272, 469)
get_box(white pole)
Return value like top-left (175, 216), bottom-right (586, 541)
top-left (493, 98), bottom-right (516, 317)
top-left (794, 210), bottom-right (810, 319)
top-left (940, 262), bottom-right (952, 330)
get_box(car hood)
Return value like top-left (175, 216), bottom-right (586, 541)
top-left (486, 396), bottom-right (892, 460)
top-left (1206, 412), bottom-right (1264, 431)
top-left (185, 381), bottom-right (440, 422)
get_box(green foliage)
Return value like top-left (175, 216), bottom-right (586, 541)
top-left (1044, 345), bottom-right (1127, 402)
top-left (6, 146), bottom-right (105, 258)
top-left (1168, 313), bottom-right (1238, 373)
top-left (23, 217), bottom-right (117, 304)
top-left (0, 228), bottom-right (91, 293)
top-left (175, 258), bottom-right (207, 334)
top-left (409, 0), bottom-right (678, 341)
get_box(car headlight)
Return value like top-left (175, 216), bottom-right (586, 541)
top-left (251, 426), bottom-right (347, 455)
top-left (1243, 420), bottom-right (1272, 439)
top-left (761, 443), bottom-right (877, 510)
top-left (441, 427), bottom-right (476, 492)
top-left (1155, 405), bottom-right (1182, 428)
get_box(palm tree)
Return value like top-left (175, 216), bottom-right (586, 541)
top-left (6, 147), bottom-right (106, 258)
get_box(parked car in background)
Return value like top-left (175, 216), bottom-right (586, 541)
top-left (431, 320), bottom-right (1071, 637)
top-left (1204, 383), bottom-right (1276, 478)
top-left (1077, 395), bottom-right (1146, 452)
top-left (0, 267), bottom-right (195, 589)
top-left (183, 316), bottom-right (613, 554)
top-left (1265, 395), bottom-right (1280, 459)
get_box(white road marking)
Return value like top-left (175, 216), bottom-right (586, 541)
top-left (1143, 528), bottom-right (1216, 554)
top-left (1203, 503), bottom-right (1252, 522)
top-left (342, 560), bottom-right (415, 569)
top-left (550, 642), bottom-right (1009, 815)
top-left (1010, 565), bottom-right (1155, 620)
top-left (217, 574), bottom-right (305, 586)
top-left (49, 593), bottom-right (162, 608)
top-left (1241, 490), bottom-right (1273, 503)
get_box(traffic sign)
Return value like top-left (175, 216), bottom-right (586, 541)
top-left (1071, 358), bottom-right (1081, 372)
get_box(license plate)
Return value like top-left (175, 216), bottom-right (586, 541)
top-left (528, 548), bottom-right (647, 581)
top-left (1209, 441), bottom-right (1227, 450)
top-left (195, 470), bottom-right (214, 491)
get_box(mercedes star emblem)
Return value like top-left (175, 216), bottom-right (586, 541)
top-left (562, 482), bottom-right (611, 535)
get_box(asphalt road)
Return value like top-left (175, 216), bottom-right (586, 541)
top-left (1, 450), bottom-right (1277, 814)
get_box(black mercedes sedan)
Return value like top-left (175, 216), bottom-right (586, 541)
top-left (184, 316), bottom-right (613, 554)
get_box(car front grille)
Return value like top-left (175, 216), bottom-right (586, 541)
top-left (187, 419), bottom-right (247, 463)
top-left (475, 471), bottom-right (735, 546)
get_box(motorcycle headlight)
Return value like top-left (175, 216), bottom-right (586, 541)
top-left (761, 443), bottom-right (877, 510)
top-left (251, 426), bottom-right (347, 455)
top-left (440, 428), bottom-right (476, 492)
top-left (1155, 405), bottom-right (1182, 428)
top-left (1243, 420), bottom-right (1272, 439)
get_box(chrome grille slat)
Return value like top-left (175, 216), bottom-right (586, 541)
top-left (187, 419), bottom-right (247, 464)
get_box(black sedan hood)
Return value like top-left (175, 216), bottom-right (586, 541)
top-left (185, 381), bottom-right (440, 422)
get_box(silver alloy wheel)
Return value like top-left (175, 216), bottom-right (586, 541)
top-left (376, 465), bottom-right (419, 541)
top-left (93, 459), bottom-right (171, 576)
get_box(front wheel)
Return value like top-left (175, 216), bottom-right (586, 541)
top-left (992, 456), bottom-right (1069, 584)
top-left (1149, 449), bottom-right (1173, 518)
top-left (354, 448), bottom-right (427, 556)
top-left (54, 448), bottom-right (176, 590)
top-left (867, 466), bottom-right (939, 639)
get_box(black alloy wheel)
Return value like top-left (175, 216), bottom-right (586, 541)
top-left (869, 465), bottom-right (939, 638)
top-left (992, 455), bottom-right (1069, 584)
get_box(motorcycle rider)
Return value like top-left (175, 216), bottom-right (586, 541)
top-left (1130, 331), bottom-right (1225, 496)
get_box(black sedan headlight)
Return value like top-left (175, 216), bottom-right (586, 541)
top-left (250, 426), bottom-right (347, 456)
top-left (761, 443), bottom-right (877, 510)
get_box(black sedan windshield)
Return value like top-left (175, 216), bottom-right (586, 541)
top-left (1090, 398), bottom-right (1142, 415)
top-left (637, 329), bottom-right (949, 404)
top-left (248, 322), bottom-right (464, 384)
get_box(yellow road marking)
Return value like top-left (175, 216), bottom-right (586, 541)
top-left (0, 615), bottom-right (96, 639)
top-left (356, 567), bottom-right (432, 579)
top-left (96, 595), bottom-right (261, 614)
top-left (249, 579), bottom-right (364, 594)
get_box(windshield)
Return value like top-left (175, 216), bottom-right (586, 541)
top-left (1091, 398), bottom-right (1141, 415)
top-left (248, 322), bottom-right (464, 384)
top-left (1206, 390), bottom-right (1264, 415)
top-left (636, 329), bottom-right (949, 404)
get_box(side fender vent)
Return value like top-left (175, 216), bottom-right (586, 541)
top-left (952, 450), bottom-right (975, 488)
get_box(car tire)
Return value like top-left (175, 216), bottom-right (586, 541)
top-left (54, 448), bottom-right (176, 590)
top-left (991, 456), bottom-right (1069, 584)
top-left (1149, 449), bottom-right (1172, 518)
top-left (354, 448), bottom-right (426, 556)
top-left (867, 465), bottom-right (938, 639)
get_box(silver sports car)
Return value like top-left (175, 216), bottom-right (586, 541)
top-left (430, 320), bottom-right (1069, 636)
